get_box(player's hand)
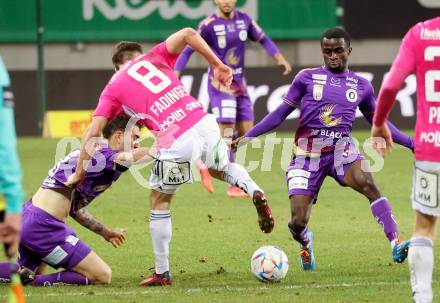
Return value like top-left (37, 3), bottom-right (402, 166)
top-left (274, 54), bottom-right (292, 76)
top-left (104, 228), bottom-right (127, 248)
top-left (230, 136), bottom-right (251, 152)
top-left (371, 124), bottom-right (393, 157)
top-left (174, 71), bottom-right (181, 78)
top-left (278, 59), bottom-right (292, 76)
top-left (0, 212), bottom-right (21, 257)
top-left (213, 63), bottom-right (233, 87)
top-left (65, 171), bottom-right (85, 188)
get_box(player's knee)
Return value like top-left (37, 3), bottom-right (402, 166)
top-left (91, 266), bottom-right (112, 285)
top-left (288, 216), bottom-right (307, 233)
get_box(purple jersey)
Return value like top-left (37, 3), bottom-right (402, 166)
top-left (176, 10), bottom-right (276, 97)
top-left (41, 144), bottom-right (124, 212)
top-left (283, 66), bottom-right (376, 153)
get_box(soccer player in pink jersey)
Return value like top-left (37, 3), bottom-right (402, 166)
top-left (175, 0), bottom-right (291, 197)
top-left (372, 17), bottom-right (440, 303)
top-left (65, 28), bottom-right (274, 286)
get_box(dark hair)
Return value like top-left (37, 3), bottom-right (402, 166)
top-left (321, 27), bottom-right (351, 47)
top-left (111, 41), bottom-right (143, 70)
top-left (102, 115), bottom-right (143, 139)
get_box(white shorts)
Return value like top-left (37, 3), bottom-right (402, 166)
top-left (149, 114), bottom-right (229, 194)
top-left (412, 160), bottom-right (440, 217)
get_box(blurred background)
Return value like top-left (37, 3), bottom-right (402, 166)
top-left (0, 0), bottom-right (439, 137)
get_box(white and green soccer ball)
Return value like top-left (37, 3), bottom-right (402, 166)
top-left (250, 245), bottom-right (289, 282)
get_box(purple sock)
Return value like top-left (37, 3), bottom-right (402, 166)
top-left (32, 270), bottom-right (90, 286)
top-left (370, 197), bottom-right (399, 242)
top-left (289, 225), bottom-right (310, 247)
top-left (0, 262), bottom-right (19, 282)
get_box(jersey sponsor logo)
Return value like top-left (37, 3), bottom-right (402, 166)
top-left (330, 77), bottom-right (341, 87)
top-left (214, 24), bottom-right (226, 32)
top-left (236, 19), bottom-right (246, 30)
top-left (226, 47), bottom-right (240, 65)
top-left (420, 27), bottom-right (440, 40)
top-left (161, 160), bottom-right (191, 185)
top-left (312, 84), bottom-right (324, 101)
top-left (287, 169), bottom-right (311, 179)
top-left (160, 108), bottom-right (188, 130)
top-left (414, 167), bottom-right (438, 208)
top-left (186, 100), bottom-right (203, 111)
top-left (313, 79), bottom-right (326, 85)
top-left (346, 82), bottom-right (358, 89)
top-left (239, 30), bottom-right (248, 41)
top-left (420, 131), bottom-right (440, 147)
top-left (288, 176), bottom-right (309, 190)
top-left (311, 129), bottom-right (344, 139)
top-left (319, 104), bottom-right (341, 127)
top-left (346, 76), bottom-right (358, 84)
top-left (65, 235), bottom-right (79, 246)
top-left (346, 88), bottom-right (358, 103)
top-left (429, 106), bottom-right (440, 124)
top-left (312, 74), bottom-right (327, 81)
top-left (42, 246), bottom-right (68, 266)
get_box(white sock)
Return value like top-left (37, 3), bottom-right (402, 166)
top-left (409, 236), bottom-right (434, 303)
top-left (221, 162), bottom-right (262, 196)
top-left (149, 210), bottom-right (172, 274)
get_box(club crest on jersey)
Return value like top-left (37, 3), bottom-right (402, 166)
top-left (217, 35), bottom-right (226, 48)
top-left (313, 84), bottom-right (324, 101)
top-left (346, 88), bottom-right (358, 103)
top-left (239, 30), bottom-right (247, 41)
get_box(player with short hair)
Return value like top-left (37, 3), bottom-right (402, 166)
top-left (0, 116), bottom-right (151, 286)
top-left (65, 28), bottom-right (274, 286)
top-left (175, 0), bottom-right (291, 197)
top-left (372, 17), bottom-right (440, 303)
top-left (233, 27), bottom-right (414, 271)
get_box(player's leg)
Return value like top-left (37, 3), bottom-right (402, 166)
top-left (140, 190), bottom-right (174, 286)
top-left (285, 155), bottom-right (328, 271)
top-left (288, 194), bottom-right (316, 270)
top-left (409, 212), bottom-right (437, 303)
top-left (408, 160), bottom-right (440, 303)
top-left (227, 95), bottom-right (254, 197)
top-left (195, 114), bottom-right (273, 232)
top-left (340, 159), bottom-right (409, 262)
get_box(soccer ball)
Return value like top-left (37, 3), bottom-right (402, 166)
top-left (250, 245), bottom-right (289, 282)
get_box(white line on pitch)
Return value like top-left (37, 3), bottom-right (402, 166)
top-left (0, 280), bottom-right (408, 298)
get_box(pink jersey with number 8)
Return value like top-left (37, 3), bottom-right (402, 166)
top-left (95, 42), bottom-right (206, 139)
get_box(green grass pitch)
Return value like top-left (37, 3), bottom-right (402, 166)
top-left (1, 131), bottom-right (438, 302)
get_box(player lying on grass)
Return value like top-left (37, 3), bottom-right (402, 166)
top-left (65, 27), bottom-right (274, 286)
top-left (232, 27), bottom-right (414, 271)
top-left (0, 116), bottom-right (151, 286)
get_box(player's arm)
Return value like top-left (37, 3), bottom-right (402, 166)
top-left (174, 21), bottom-right (207, 76)
top-left (66, 116), bottom-right (108, 187)
top-left (359, 86), bottom-right (414, 151)
top-left (70, 207), bottom-right (126, 248)
top-left (165, 28), bottom-right (232, 86)
top-left (248, 18), bottom-right (291, 76)
top-left (114, 146), bottom-right (156, 167)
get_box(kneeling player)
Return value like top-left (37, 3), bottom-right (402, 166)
top-left (0, 116), bottom-right (151, 286)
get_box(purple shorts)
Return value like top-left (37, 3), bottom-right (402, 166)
top-left (18, 200), bottom-right (92, 271)
top-left (208, 80), bottom-right (253, 124)
top-left (285, 152), bottom-right (365, 201)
